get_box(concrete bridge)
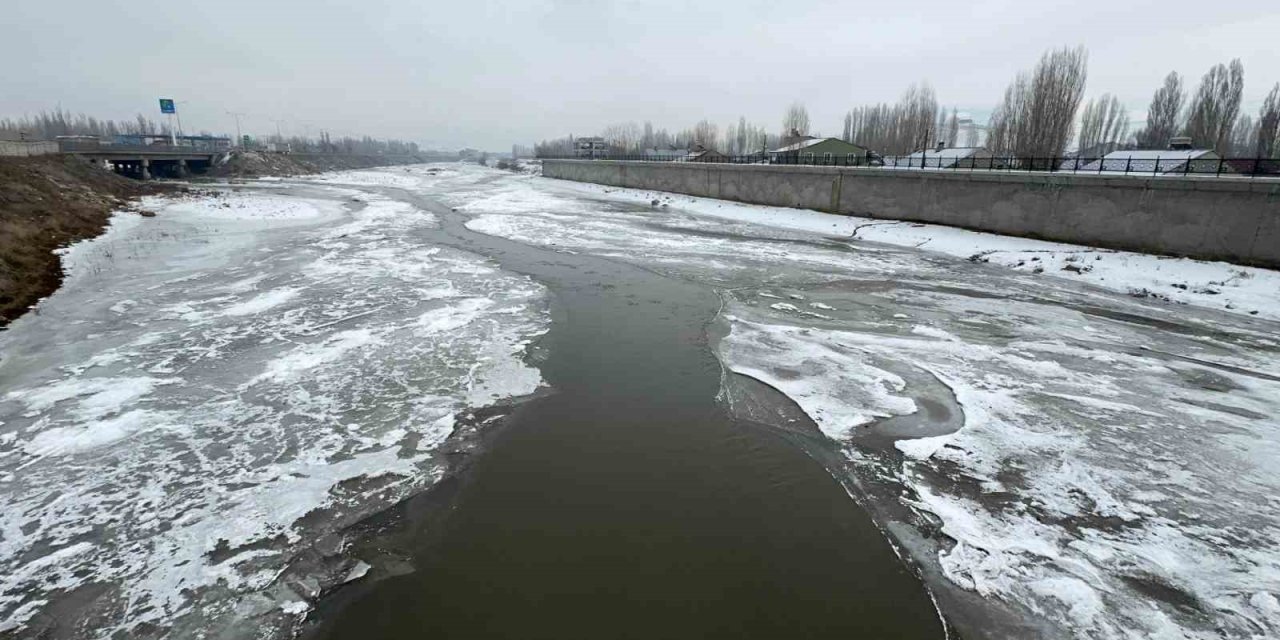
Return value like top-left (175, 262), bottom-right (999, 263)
top-left (57, 135), bottom-right (231, 179)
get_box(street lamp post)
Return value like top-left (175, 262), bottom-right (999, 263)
top-left (227, 111), bottom-right (245, 147)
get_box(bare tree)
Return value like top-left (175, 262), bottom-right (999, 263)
top-left (987, 45), bottom-right (1089, 161)
top-left (1077, 93), bottom-right (1130, 154)
top-left (782, 102), bottom-right (810, 141)
top-left (1135, 72), bottom-right (1185, 148)
top-left (1229, 115), bottom-right (1259, 156)
top-left (721, 123), bottom-right (736, 154)
top-left (1257, 83), bottom-right (1280, 158)
top-left (946, 108), bottom-right (960, 148)
top-left (601, 121), bottom-right (642, 153)
top-left (1183, 59), bottom-right (1245, 153)
top-left (843, 82), bottom-right (937, 155)
top-left (692, 120), bottom-right (718, 148)
top-left (0, 108), bottom-right (179, 141)
top-left (900, 83), bottom-right (938, 151)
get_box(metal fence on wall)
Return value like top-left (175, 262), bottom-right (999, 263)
top-left (537, 154), bottom-right (1280, 177)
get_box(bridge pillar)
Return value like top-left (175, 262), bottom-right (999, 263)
top-left (177, 159), bottom-right (190, 178)
top-left (140, 158), bottom-right (151, 181)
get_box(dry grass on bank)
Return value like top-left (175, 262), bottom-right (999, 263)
top-left (0, 156), bottom-right (170, 325)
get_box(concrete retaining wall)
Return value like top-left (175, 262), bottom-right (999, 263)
top-left (542, 159), bottom-right (1280, 268)
top-left (0, 141), bottom-right (59, 157)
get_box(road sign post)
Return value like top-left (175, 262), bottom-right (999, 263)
top-left (159, 99), bottom-right (176, 145)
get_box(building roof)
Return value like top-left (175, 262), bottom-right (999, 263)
top-left (903, 147), bottom-right (986, 161)
top-left (1078, 149), bottom-right (1217, 173)
top-left (1096, 149), bottom-right (1213, 161)
top-left (686, 148), bottom-right (727, 159)
top-left (770, 137), bottom-right (864, 153)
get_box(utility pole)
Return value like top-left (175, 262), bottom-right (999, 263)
top-left (226, 111), bottom-right (246, 147)
top-left (269, 118), bottom-right (286, 152)
top-left (170, 100), bottom-right (188, 143)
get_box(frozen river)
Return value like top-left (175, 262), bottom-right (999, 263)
top-left (2, 164), bottom-right (1278, 639)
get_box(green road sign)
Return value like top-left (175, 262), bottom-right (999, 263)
top-left (159, 99), bottom-right (176, 114)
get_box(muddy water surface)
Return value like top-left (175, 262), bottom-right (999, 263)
top-left (305, 196), bottom-right (946, 639)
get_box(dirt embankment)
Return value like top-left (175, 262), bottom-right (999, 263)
top-left (208, 151), bottom-right (442, 179)
top-left (0, 156), bottom-right (172, 326)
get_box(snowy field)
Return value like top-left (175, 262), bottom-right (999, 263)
top-left (445, 166), bottom-right (1280, 639)
top-left (0, 182), bottom-right (548, 636)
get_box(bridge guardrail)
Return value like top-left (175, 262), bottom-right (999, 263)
top-left (0, 141), bottom-right (60, 157)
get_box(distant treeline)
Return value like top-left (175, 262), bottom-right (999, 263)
top-left (0, 110), bottom-right (175, 141)
top-left (538, 46), bottom-right (1280, 159)
top-left (254, 131), bottom-right (422, 156)
top-left (0, 109), bottom-right (423, 155)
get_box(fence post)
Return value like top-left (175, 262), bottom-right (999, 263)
top-left (1217, 158), bottom-right (1224, 176)
top-left (1124, 157), bottom-right (1132, 175)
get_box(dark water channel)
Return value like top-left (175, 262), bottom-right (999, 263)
top-left (306, 192), bottom-right (945, 639)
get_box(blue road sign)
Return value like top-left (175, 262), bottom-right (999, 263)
top-left (159, 99), bottom-right (176, 114)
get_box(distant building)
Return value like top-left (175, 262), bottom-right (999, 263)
top-left (769, 137), bottom-right (868, 165)
top-left (955, 117), bottom-right (985, 148)
top-left (685, 145), bottom-right (729, 163)
top-left (896, 146), bottom-right (1001, 169)
top-left (643, 147), bottom-right (685, 160)
top-left (574, 137), bottom-right (608, 158)
top-left (1078, 149), bottom-right (1222, 174)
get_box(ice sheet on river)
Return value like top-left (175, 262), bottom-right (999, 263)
top-left (0, 188), bottom-right (548, 636)
top-left (451, 167), bottom-right (1280, 639)
top-left (719, 313), bottom-right (1280, 639)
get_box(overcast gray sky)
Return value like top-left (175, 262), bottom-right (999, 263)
top-left (4, 0), bottom-right (1279, 150)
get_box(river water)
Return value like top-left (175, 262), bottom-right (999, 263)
top-left (7, 163), bottom-right (1277, 639)
top-left (303, 192), bottom-right (946, 638)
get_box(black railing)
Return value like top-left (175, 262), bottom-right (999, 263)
top-left (536, 153), bottom-right (1280, 177)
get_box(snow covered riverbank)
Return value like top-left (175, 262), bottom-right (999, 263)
top-left (0, 183), bottom-right (549, 636)
top-left (540, 178), bottom-right (1280, 322)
